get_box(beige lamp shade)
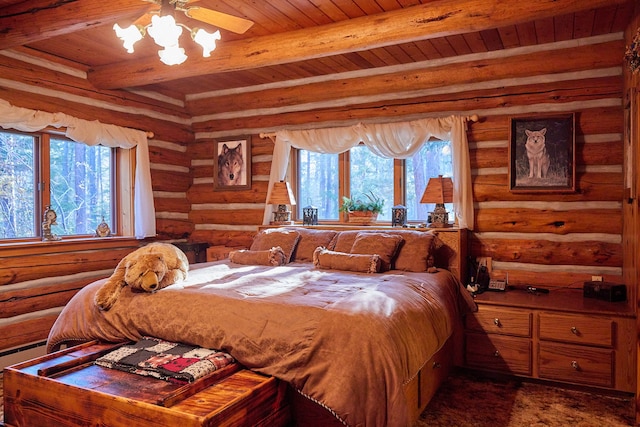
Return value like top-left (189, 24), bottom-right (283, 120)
top-left (420, 175), bottom-right (453, 204)
top-left (267, 181), bottom-right (297, 206)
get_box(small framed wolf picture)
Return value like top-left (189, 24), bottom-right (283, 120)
top-left (213, 136), bottom-right (251, 191)
top-left (508, 113), bottom-right (575, 193)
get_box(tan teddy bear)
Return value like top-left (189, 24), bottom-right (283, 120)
top-left (94, 242), bottom-right (189, 311)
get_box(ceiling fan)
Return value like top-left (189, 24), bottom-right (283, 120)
top-left (139, 0), bottom-right (254, 34)
top-left (114, 0), bottom-right (254, 65)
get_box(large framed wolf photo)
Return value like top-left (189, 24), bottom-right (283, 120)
top-left (508, 113), bottom-right (575, 193)
top-left (213, 136), bottom-right (251, 191)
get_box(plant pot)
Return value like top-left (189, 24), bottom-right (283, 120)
top-left (347, 211), bottom-right (378, 225)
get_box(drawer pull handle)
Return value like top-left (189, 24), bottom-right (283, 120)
top-left (432, 362), bottom-right (441, 369)
top-left (570, 326), bottom-right (578, 335)
top-left (493, 318), bottom-right (501, 327)
top-left (571, 360), bottom-right (580, 370)
top-left (493, 350), bottom-right (500, 357)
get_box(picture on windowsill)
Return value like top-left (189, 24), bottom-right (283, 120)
top-left (508, 113), bottom-right (575, 193)
top-left (213, 136), bottom-right (251, 191)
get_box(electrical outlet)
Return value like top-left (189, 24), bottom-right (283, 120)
top-left (591, 275), bottom-right (603, 282)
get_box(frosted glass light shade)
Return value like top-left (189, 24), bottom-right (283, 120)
top-left (193, 28), bottom-right (221, 57)
top-left (158, 45), bottom-right (188, 66)
top-left (113, 23), bottom-right (144, 53)
top-left (147, 15), bottom-right (182, 48)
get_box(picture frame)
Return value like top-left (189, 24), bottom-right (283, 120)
top-left (508, 113), bottom-right (575, 193)
top-left (624, 88), bottom-right (637, 200)
top-left (213, 136), bottom-right (251, 191)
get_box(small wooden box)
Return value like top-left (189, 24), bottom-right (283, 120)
top-left (3, 341), bottom-right (290, 427)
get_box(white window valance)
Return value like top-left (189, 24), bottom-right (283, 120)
top-left (0, 99), bottom-right (155, 238)
top-left (267, 115), bottom-right (474, 230)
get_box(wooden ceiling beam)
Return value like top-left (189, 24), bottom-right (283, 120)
top-left (0, 0), bottom-right (154, 49)
top-left (87, 0), bottom-right (627, 89)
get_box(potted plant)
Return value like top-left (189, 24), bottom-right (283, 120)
top-left (339, 191), bottom-right (384, 225)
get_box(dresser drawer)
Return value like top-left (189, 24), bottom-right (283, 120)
top-left (538, 313), bottom-right (613, 348)
top-left (465, 333), bottom-right (531, 375)
top-left (538, 342), bottom-right (614, 388)
top-left (465, 306), bottom-right (532, 337)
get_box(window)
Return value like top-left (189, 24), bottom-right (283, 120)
top-left (297, 150), bottom-right (339, 220)
top-left (349, 145), bottom-right (394, 222)
top-left (296, 140), bottom-right (452, 223)
top-left (405, 140), bottom-right (453, 221)
top-left (0, 130), bottom-right (115, 240)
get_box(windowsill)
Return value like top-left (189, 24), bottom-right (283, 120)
top-left (0, 236), bottom-right (144, 257)
top-left (264, 221), bottom-right (461, 230)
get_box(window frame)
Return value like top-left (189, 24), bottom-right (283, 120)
top-left (0, 128), bottom-right (133, 243)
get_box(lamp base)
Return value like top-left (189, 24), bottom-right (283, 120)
top-left (272, 207), bottom-right (292, 225)
top-left (428, 204), bottom-right (451, 228)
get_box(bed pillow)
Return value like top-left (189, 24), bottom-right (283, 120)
top-left (229, 247), bottom-right (286, 266)
top-left (286, 228), bottom-right (338, 262)
top-left (350, 232), bottom-right (403, 271)
top-left (313, 247), bottom-right (381, 273)
top-left (250, 228), bottom-right (300, 263)
top-left (330, 230), bottom-right (363, 253)
top-left (392, 230), bottom-right (439, 272)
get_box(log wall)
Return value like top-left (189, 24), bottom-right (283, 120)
top-left (188, 33), bottom-right (632, 307)
top-left (622, 5), bottom-right (640, 423)
top-left (0, 49), bottom-right (194, 354)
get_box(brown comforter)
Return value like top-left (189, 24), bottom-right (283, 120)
top-left (47, 261), bottom-right (476, 427)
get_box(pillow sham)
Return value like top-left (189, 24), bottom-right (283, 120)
top-left (392, 230), bottom-right (439, 272)
top-left (350, 232), bottom-right (403, 271)
top-left (229, 247), bottom-right (286, 266)
top-left (286, 228), bottom-right (337, 262)
top-left (313, 247), bottom-right (381, 273)
top-left (250, 228), bottom-right (300, 263)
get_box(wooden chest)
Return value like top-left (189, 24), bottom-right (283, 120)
top-left (3, 341), bottom-right (290, 427)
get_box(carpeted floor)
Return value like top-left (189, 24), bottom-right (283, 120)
top-left (0, 370), bottom-right (635, 426)
top-left (418, 370), bottom-right (635, 427)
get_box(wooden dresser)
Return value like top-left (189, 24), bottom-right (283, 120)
top-left (464, 288), bottom-right (636, 393)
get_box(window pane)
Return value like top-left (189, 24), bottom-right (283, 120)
top-left (0, 132), bottom-right (36, 238)
top-left (297, 150), bottom-right (339, 220)
top-left (406, 141), bottom-right (453, 221)
top-left (50, 138), bottom-right (112, 236)
top-left (349, 146), bottom-right (393, 221)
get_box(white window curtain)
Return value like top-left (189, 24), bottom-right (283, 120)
top-left (0, 99), bottom-right (156, 238)
top-left (267, 115), bottom-right (474, 229)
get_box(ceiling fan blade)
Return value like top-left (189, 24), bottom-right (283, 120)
top-left (185, 7), bottom-right (254, 34)
top-left (133, 11), bottom-right (155, 28)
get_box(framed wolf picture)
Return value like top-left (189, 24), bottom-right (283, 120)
top-left (508, 113), bottom-right (576, 193)
top-left (213, 136), bottom-right (251, 191)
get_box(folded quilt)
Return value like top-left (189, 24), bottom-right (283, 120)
top-left (95, 336), bottom-right (235, 384)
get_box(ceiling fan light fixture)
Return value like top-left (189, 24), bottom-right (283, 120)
top-left (192, 28), bottom-right (221, 57)
top-left (113, 23), bottom-right (144, 53)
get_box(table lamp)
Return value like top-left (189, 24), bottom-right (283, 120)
top-left (420, 175), bottom-right (453, 227)
top-left (267, 180), bottom-right (296, 225)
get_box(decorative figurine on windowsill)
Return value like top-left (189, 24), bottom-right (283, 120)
top-left (42, 205), bottom-right (61, 241)
top-left (95, 217), bottom-right (112, 238)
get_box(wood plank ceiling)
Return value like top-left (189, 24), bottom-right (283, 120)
top-left (0, 0), bottom-right (635, 104)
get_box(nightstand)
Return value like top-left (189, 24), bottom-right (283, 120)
top-left (464, 288), bottom-right (635, 392)
top-left (173, 242), bottom-right (209, 264)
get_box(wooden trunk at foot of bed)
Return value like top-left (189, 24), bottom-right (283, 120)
top-left (3, 341), bottom-right (290, 427)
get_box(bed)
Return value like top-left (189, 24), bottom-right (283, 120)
top-left (43, 227), bottom-right (475, 427)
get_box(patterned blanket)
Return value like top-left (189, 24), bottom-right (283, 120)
top-left (95, 336), bottom-right (235, 384)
